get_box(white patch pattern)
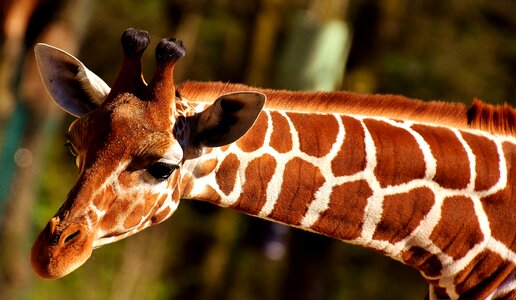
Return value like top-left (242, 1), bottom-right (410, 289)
top-left (183, 108), bottom-right (516, 299)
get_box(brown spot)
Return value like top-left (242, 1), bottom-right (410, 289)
top-left (123, 204), bottom-right (143, 229)
top-left (118, 171), bottom-right (136, 189)
top-left (93, 191), bottom-right (105, 208)
top-left (412, 125), bottom-right (470, 189)
top-left (171, 187), bottom-right (180, 201)
top-left (401, 246), bottom-right (442, 278)
top-left (236, 113), bottom-right (268, 152)
top-left (232, 154), bottom-right (277, 214)
top-left (288, 112), bottom-right (339, 157)
top-left (147, 193), bottom-right (169, 221)
top-left (166, 172), bottom-right (181, 201)
top-left (92, 185), bottom-right (116, 214)
top-left (331, 116), bottom-right (367, 176)
top-left (100, 210), bottom-right (120, 233)
top-left (462, 132), bottom-right (500, 191)
top-left (269, 158), bottom-right (325, 225)
top-left (182, 178), bottom-right (221, 204)
top-left (364, 119), bottom-right (426, 187)
top-left (202, 185), bottom-right (221, 204)
top-left (215, 154), bottom-right (240, 196)
top-left (311, 180), bottom-right (372, 240)
top-left (151, 206), bottom-right (172, 224)
top-left (219, 145), bottom-right (231, 152)
top-left (498, 291), bottom-right (516, 300)
top-left (481, 142), bottom-right (516, 252)
top-left (167, 171), bottom-right (180, 189)
top-left (373, 187), bottom-right (434, 243)
top-left (430, 196), bottom-right (484, 260)
top-left (269, 111), bottom-right (292, 153)
top-left (141, 193), bottom-right (157, 217)
top-left (180, 173), bottom-right (193, 198)
top-left (453, 250), bottom-right (515, 299)
top-left (193, 158), bottom-right (218, 178)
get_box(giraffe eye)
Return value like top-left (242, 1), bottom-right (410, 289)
top-left (147, 162), bottom-right (178, 181)
top-left (65, 141), bottom-right (77, 157)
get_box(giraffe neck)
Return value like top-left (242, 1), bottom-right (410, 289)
top-left (181, 108), bottom-right (516, 299)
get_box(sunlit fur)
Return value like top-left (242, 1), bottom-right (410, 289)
top-left (178, 81), bottom-right (516, 136)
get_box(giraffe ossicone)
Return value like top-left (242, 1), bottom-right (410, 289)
top-left (31, 28), bottom-right (515, 299)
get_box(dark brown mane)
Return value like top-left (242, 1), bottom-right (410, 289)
top-left (177, 81), bottom-right (516, 136)
top-left (467, 99), bottom-right (516, 136)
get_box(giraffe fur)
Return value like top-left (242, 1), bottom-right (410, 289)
top-left (30, 29), bottom-right (516, 299)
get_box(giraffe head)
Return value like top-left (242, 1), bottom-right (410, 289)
top-left (31, 28), bottom-right (265, 279)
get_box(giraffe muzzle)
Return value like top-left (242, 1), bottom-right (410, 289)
top-left (30, 217), bottom-right (93, 279)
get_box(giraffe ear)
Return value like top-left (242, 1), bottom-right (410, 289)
top-left (190, 91), bottom-right (266, 150)
top-left (34, 43), bottom-right (111, 117)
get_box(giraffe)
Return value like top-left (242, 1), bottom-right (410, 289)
top-left (30, 28), bottom-right (515, 299)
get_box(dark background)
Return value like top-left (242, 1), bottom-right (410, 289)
top-left (1, 0), bottom-right (515, 299)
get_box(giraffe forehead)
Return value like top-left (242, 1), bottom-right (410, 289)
top-left (98, 92), bottom-right (175, 128)
top-left (109, 95), bottom-right (173, 129)
top-left (78, 97), bottom-right (174, 142)
top-left (69, 109), bottom-right (177, 173)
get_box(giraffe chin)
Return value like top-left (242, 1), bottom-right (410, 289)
top-left (30, 222), bottom-right (94, 279)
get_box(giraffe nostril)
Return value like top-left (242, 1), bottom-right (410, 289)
top-left (63, 230), bottom-right (81, 244)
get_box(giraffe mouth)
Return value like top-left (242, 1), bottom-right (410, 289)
top-left (92, 232), bottom-right (135, 249)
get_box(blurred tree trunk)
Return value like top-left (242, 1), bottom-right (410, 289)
top-left (245, 0), bottom-right (286, 87)
top-left (0, 0), bottom-right (93, 299)
top-left (274, 0), bottom-right (350, 91)
top-left (0, 0), bottom-right (40, 121)
top-left (0, 0), bottom-right (40, 213)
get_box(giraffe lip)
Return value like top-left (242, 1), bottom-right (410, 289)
top-left (93, 232), bottom-right (132, 249)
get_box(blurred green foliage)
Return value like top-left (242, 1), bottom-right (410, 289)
top-left (1, 0), bottom-right (515, 299)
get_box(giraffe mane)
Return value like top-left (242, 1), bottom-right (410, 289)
top-left (177, 81), bottom-right (516, 136)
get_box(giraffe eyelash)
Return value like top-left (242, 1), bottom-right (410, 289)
top-left (65, 140), bottom-right (78, 158)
